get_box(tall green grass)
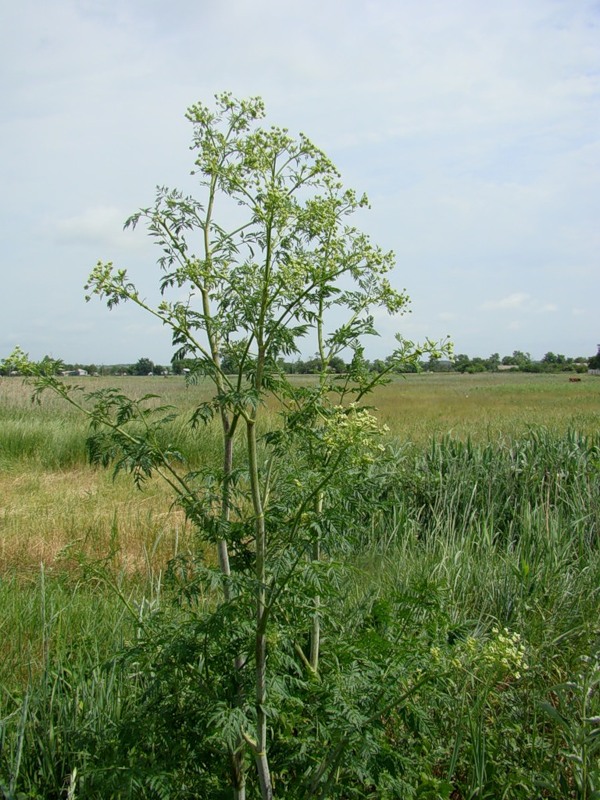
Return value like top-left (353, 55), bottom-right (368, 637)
top-left (0, 410), bottom-right (89, 470)
top-left (0, 377), bottom-right (231, 472)
top-left (398, 428), bottom-right (599, 550)
top-left (351, 428), bottom-right (600, 798)
top-left (2, 372), bottom-right (599, 469)
top-left (0, 567), bottom-right (147, 800)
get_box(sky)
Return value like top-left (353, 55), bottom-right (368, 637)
top-left (1, 0), bottom-right (599, 365)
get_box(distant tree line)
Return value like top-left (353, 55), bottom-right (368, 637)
top-left (1, 350), bottom-right (596, 377)
top-left (0, 356), bottom-right (170, 377)
top-left (168, 350), bottom-right (595, 376)
top-left (436, 351), bottom-right (590, 375)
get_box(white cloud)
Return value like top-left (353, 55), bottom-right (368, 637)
top-left (51, 207), bottom-right (144, 250)
top-left (483, 293), bottom-right (530, 310)
top-left (482, 294), bottom-right (560, 315)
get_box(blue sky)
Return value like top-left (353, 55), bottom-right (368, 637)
top-left (1, 0), bottom-right (599, 364)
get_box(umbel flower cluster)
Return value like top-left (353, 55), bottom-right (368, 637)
top-left (481, 627), bottom-right (529, 680)
top-left (430, 627), bottom-right (529, 683)
top-left (320, 404), bottom-right (389, 466)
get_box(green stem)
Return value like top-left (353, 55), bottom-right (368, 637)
top-left (309, 492), bottom-right (323, 674)
top-left (247, 417), bottom-right (273, 799)
top-left (202, 168), bottom-right (250, 799)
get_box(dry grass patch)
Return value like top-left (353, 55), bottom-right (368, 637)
top-left (0, 466), bottom-right (192, 577)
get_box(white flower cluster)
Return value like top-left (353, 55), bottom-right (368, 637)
top-left (429, 627), bottom-right (529, 682)
top-left (481, 627), bottom-right (529, 680)
top-left (320, 404), bottom-right (388, 464)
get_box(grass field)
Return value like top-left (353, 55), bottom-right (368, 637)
top-left (1, 371), bottom-right (599, 798)
top-left (1, 372), bottom-right (598, 574)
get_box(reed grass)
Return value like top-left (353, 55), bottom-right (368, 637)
top-left (346, 429), bottom-right (600, 798)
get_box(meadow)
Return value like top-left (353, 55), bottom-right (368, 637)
top-left (1, 372), bottom-right (599, 798)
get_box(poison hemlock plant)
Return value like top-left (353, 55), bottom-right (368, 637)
top-left (10, 94), bottom-right (448, 799)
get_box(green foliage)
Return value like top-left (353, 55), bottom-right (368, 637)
top-left (538, 653), bottom-right (600, 799)
top-left (5, 93), bottom-right (448, 799)
top-left (2, 428), bottom-right (600, 798)
top-left (5, 87), bottom-right (592, 798)
top-left (589, 351), bottom-right (600, 370)
top-left (133, 358), bottom-right (155, 376)
top-left (502, 350), bottom-right (532, 368)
